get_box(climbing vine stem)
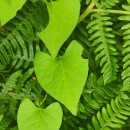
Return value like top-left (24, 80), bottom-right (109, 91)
top-left (78, 0), bottom-right (95, 24)
top-left (78, 2), bottom-right (130, 24)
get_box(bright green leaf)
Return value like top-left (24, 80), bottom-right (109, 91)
top-left (0, 115), bottom-right (3, 122)
top-left (34, 40), bottom-right (88, 115)
top-left (0, 0), bottom-right (26, 26)
top-left (38, 0), bottom-right (80, 57)
top-left (17, 99), bottom-right (62, 130)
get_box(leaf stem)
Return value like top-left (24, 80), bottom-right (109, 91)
top-left (78, 4), bottom-right (130, 24)
top-left (40, 93), bottom-right (48, 106)
top-left (91, 9), bottom-right (130, 15)
top-left (78, 0), bottom-right (95, 24)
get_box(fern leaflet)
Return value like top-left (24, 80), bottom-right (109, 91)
top-left (99, 0), bottom-right (120, 9)
top-left (119, 2), bottom-right (130, 92)
top-left (87, 12), bottom-right (119, 84)
top-left (78, 73), bottom-right (121, 118)
top-left (87, 95), bottom-right (130, 130)
top-left (0, 0), bottom-right (49, 71)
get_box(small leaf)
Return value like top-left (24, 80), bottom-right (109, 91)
top-left (38, 0), bottom-right (80, 57)
top-left (17, 99), bottom-right (62, 130)
top-left (34, 40), bottom-right (88, 115)
top-left (0, 115), bottom-right (3, 122)
top-left (0, 0), bottom-right (27, 26)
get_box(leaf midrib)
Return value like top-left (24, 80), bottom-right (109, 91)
top-left (59, 58), bottom-right (73, 106)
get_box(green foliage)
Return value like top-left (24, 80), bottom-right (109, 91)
top-left (0, 68), bottom-right (44, 130)
top-left (78, 73), bottom-right (121, 118)
top-left (38, 0), bottom-right (80, 57)
top-left (0, 0), bottom-right (130, 130)
top-left (119, 2), bottom-right (130, 92)
top-left (0, 0), bottom-right (27, 26)
top-left (87, 95), bottom-right (130, 130)
top-left (0, 0), bottom-right (49, 71)
top-left (34, 40), bottom-right (88, 115)
top-left (99, 0), bottom-right (120, 9)
top-left (87, 12), bottom-right (119, 85)
top-left (17, 99), bottom-right (62, 130)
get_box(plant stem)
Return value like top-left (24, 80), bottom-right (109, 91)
top-left (78, 0), bottom-right (95, 24)
top-left (91, 9), bottom-right (130, 15)
top-left (40, 93), bottom-right (48, 106)
top-left (78, 4), bottom-right (130, 24)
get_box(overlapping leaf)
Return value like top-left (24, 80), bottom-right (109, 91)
top-left (0, 0), bottom-right (27, 26)
top-left (34, 40), bottom-right (88, 115)
top-left (38, 0), bottom-right (80, 57)
top-left (17, 99), bottom-right (62, 130)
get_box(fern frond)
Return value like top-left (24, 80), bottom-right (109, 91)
top-left (0, 70), bottom-right (22, 96)
top-left (87, 95), bottom-right (130, 130)
top-left (87, 12), bottom-right (119, 84)
top-left (78, 73), bottom-right (121, 118)
top-left (99, 0), bottom-right (120, 9)
top-left (0, 117), bottom-right (13, 130)
top-left (0, 68), bottom-right (43, 129)
top-left (0, 68), bottom-right (34, 98)
top-left (0, 0), bottom-right (49, 71)
top-left (119, 2), bottom-right (130, 92)
top-left (60, 113), bottom-right (80, 130)
top-left (16, 68), bottom-right (34, 92)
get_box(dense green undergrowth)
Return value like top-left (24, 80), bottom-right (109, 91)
top-left (0, 0), bottom-right (130, 130)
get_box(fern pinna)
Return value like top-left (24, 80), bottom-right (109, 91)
top-left (0, 68), bottom-right (44, 130)
top-left (77, 0), bottom-right (130, 129)
top-left (119, 3), bottom-right (130, 93)
top-left (0, 0), bottom-right (48, 72)
top-left (87, 95), bottom-right (130, 130)
top-left (99, 0), bottom-right (120, 9)
top-left (78, 73), bottom-right (121, 118)
top-left (87, 11), bottom-right (119, 85)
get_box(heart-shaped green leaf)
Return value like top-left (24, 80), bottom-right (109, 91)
top-left (17, 99), bottom-right (62, 130)
top-left (0, 0), bottom-right (27, 26)
top-left (34, 40), bottom-right (88, 115)
top-left (38, 0), bottom-right (80, 57)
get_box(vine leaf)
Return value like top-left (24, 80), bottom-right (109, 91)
top-left (34, 40), bottom-right (88, 115)
top-left (38, 0), bottom-right (80, 57)
top-left (0, 0), bottom-right (27, 26)
top-left (17, 99), bottom-right (63, 130)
